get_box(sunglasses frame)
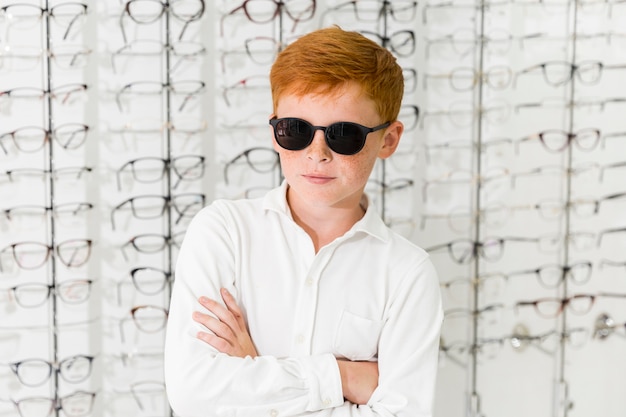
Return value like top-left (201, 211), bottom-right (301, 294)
top-left (269, 116), bottom-right (390, 155)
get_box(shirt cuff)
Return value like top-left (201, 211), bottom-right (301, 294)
top-left (299, 353), bottom-right (344, 411)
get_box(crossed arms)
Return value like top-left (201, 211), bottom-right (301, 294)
top-left (193, 288), bottom-right (379, 406)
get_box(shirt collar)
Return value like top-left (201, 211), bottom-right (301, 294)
top-left (263, 181), bottom-right (390, 243)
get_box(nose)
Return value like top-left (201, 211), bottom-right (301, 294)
top-left (305, 129), bottom-right (332, 162)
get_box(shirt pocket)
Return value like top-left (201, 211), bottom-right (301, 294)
top-left (333, 310), bottom-right (384, 361)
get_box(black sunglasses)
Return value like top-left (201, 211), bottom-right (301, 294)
top-left (269, 117), bottom-right (390, 155)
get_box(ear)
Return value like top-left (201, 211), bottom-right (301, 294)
top-left (378, 120), bottom-right (404, 159)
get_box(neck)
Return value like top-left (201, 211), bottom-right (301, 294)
top-left (288, 190), bottom-right (366, 253)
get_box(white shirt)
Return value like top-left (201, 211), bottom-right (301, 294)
top-left (164, 182), bottom-right (443, 417)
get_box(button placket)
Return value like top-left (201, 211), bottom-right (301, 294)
top-left (290, 250), bottom-right (331, 355)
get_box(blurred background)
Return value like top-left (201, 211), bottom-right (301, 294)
top-left (0, 1), bottom-right (624, 417)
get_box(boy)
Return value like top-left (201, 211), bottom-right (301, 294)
top-left (164, 26), bottom-right (443, 417)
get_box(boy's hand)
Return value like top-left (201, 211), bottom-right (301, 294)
top-left (337, 359), bottom-right (379, 405)
top-left (193, 288), bottom-right (258, 358)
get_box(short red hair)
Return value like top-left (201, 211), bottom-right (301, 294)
top-left (270, 26), bottom-right (404, 123)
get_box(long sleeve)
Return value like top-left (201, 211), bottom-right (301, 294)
top-left (368, 258), bottom-right (443, 417)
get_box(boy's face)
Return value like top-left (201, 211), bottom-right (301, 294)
top-left (271, 81), bottom-right (402, 212)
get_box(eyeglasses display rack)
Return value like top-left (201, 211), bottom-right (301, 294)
top-left (105, 2), bottom-right (207, 417)
top-left (0, 2), bottom-right (96, 417)
top-left (0, 1), bottom-right (624, 417)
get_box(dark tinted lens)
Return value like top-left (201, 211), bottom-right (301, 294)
top-left (326, 122), bottom-right (366, 155)
top-left (273, 118), bottom-right (313, 150)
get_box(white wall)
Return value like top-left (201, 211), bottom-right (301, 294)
top-left (0, 1), bottom-right (624, 417)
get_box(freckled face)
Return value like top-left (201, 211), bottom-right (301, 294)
top-left (272, 82), bottom-right (392, 211)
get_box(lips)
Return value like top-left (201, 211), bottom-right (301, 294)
top-left (302, 173), bottom-right (334, 184)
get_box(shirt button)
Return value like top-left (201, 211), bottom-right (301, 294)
top-left (305, 278), bottom-right (313, 286)
top-left (269, 409), bottom-right (278, 417)
top-left (296, 334), bottom-right (305, 344)
top-left (323, 398), bottom-right (332, 406)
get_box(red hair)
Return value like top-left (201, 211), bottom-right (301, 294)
top-left (270, 26), bottom-right (404, 123)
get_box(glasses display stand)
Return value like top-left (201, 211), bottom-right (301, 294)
top-left (1, 1), bottom-right (624, 417)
